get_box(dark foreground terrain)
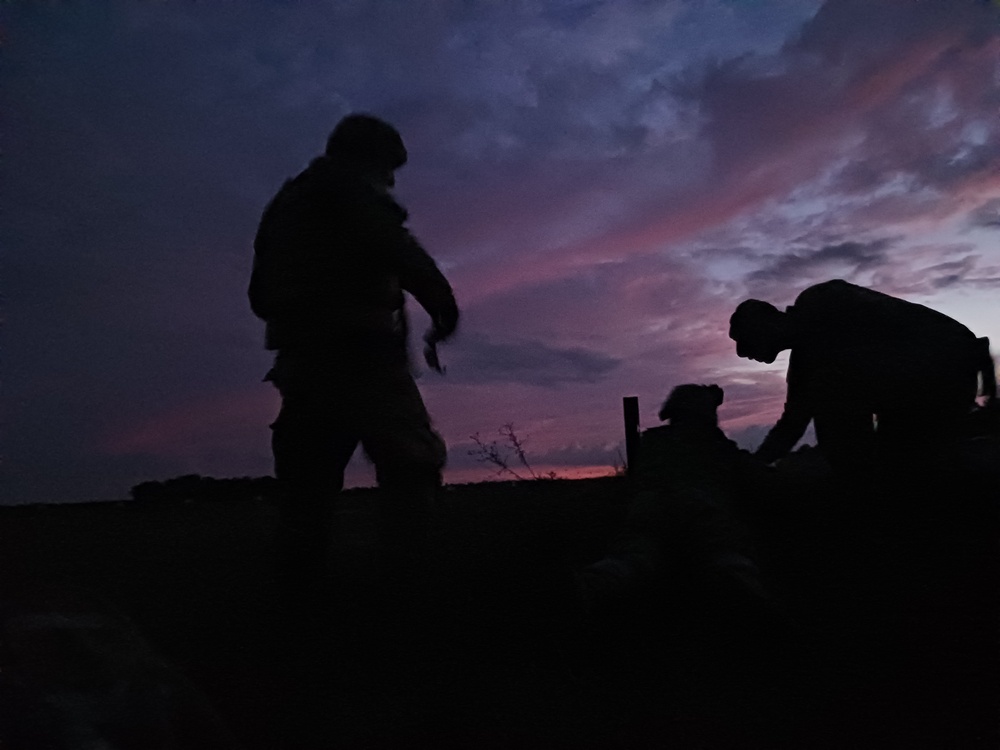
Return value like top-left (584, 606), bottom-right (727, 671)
top-left (0, 460), bottom-right (997, 749)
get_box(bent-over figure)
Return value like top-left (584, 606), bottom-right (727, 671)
top-left (729, 279), bottom-right (993, 474)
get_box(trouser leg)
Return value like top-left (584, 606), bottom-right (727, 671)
top-left (271, 399), bottom-right (358, 604)
top-left (360, 372), bottom-right (447, 597)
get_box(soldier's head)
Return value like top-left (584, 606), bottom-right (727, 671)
top-left (729, 299), bottom-right (788, 364)
top-left (326, 113), bottom-right (407, 189)
top-left (658, 384), bottom-right (724, 427)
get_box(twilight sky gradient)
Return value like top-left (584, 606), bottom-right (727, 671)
top-left (3, 0), bottom-right (999, 503)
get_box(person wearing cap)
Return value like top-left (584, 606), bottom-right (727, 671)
top-left (249, 114), bottom-right (459, 602)
top-left (728, 279), bottom-right (992, 474)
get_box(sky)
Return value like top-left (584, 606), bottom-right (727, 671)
top-left (3, 0), bottom-right (999, 504)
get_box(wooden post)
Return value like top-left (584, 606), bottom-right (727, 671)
top-left (623, 396), bottom-right (640, 476)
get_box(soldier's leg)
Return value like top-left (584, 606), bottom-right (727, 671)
top-left (358, 372), bottom-right (447, 594)
top-left (271, 396), bottom-right (358, 601)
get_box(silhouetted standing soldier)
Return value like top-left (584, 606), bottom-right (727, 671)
top-left (249, 114), bottom-right (459, 603)
top-left (729, 279), bottom-right (993, 475)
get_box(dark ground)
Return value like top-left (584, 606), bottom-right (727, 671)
top-left (0, 465), bottom-right (997, 749)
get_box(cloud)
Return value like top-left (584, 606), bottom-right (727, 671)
top-left (532, 440), bottom-right (625, 467)
top-left (447, 334), bottom-right (622, 387)
top-left (928, 256), bottom-right (982, 289)
top-left (969, 198), bottom-right (1000, 229)
top-left (868, 246), bottom-right (1000, 296)
top-left (746, 239), bottom-right (893, 286)
top-left (454, 0), bottom-right (999, 302)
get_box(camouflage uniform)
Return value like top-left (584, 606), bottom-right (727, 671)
top-left (756, 280), bottom-right (984, 472)
top-left (628, 423), bottom-right (757, 577)
top-left (250, 141), bottom-right (458, 594)
top-left (579, 404), bottom-right (767, 614)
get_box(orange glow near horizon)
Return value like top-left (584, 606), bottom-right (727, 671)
top-left (345, 463), bottom-right (619, 490)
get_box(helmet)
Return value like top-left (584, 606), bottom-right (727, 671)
top-left (325, 113), bottom-right (407, 170)
top-left (658, 384), bottom-right (724, 424)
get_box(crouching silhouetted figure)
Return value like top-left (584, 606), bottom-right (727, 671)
top-left (729, 279), bottom-right (993, 478)
top-left (577, 385), bottom-right (771, 624)
top-left (249, 114), bottom-right (459, 605)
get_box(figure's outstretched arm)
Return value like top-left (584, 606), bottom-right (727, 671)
top-left (754, 402), bottom-right (811, 465)
top-left (754, 351), bottom-right (811, 464)
top-left (977, 337), bottom-right (996, 404)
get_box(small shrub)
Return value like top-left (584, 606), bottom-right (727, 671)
top-left (468, 423), bottom-right (556, 480)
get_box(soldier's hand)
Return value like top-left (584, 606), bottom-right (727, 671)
top-left (431, 304), bottom-right (459, 342)
top-left (423, 331), bottom-right (446, 374)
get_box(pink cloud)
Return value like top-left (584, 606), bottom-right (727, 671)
top-left (444, 28), bottom-right (989, 310)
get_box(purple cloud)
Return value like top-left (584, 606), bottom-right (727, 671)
top-left (443, 334), bottom-right (622, 387)
top-left (746, 239), bottom-right (893, 286)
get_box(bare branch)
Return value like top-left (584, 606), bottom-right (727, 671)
top-left (468, 431), bottom-right (527, 481)
top-left (500, 423), bottom-right (539, 479)
top-left (468, 424), bottom-right (563, 481)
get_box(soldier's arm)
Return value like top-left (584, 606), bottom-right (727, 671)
top-left (754, 352), bottom-right (812, 465)
top-left (357, 194), bottom-right (459, 338)
top-left (754, 402), bottom-right (811, 465)
top-left (396, 233), bottom-right (459, 339)
top-left (977, 337), bottom-right (997, 404)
